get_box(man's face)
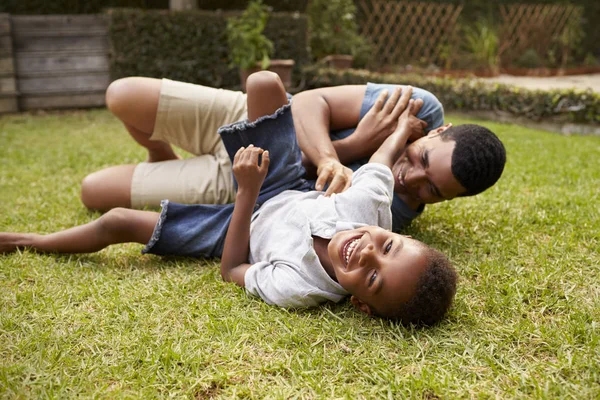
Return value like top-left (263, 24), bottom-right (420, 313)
top-left (328, 226), bottom-right (429, 316)
top-left (391, 125), bottom-right (467, 206)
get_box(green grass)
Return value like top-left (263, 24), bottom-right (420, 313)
top-left (0, 109), bottom-right (599, 398)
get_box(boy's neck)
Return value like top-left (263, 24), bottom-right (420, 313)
top-left (312, 236), bottom-right (336, 282)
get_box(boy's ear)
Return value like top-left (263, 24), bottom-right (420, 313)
top-left (350, 296), bottom-right (373, 316)
top-left (428, 123), bottom-right (452, 137)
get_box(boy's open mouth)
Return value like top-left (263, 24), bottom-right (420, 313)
top-left (340, 234), bottom-right (363, 269)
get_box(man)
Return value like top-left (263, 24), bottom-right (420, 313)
top-left (81, 77), bottom-right (505, 231)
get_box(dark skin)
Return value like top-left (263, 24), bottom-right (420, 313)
top-left (221, 86), bottom-right (426, 295)
top-left (293, 85), bottom-right (423, 196)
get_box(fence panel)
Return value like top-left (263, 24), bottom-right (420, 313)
top-left (499, 4), bottom-right (582, 67)
top-left (11, 14), bottom-right (109, 110)
top-left (0, 13), bottom-right (18, 113)
top-left (357, 0), bottom-right (462, 70)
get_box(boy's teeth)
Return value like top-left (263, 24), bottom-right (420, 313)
top-left (344, 238), bottom-right (359, 264)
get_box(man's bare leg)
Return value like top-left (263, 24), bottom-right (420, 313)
top-left (81, 77), bottom-right (175, 211)
top-left (0, 208), bottom-right (159, 254)
top-left (106, 77), bottom-right (179, 162)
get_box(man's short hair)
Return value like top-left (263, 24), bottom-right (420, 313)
top-left (441, 124), bottom-right (506, 196)
top-left (378, 246), bottom-right (458, 326)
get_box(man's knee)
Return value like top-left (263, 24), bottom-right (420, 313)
top-left (245, 71), bottom-right (284, 97)
top-left (105, 78), bottom-right (133, 117)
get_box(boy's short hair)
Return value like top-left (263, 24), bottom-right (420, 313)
top-left (377, 245), bottom-right (457, 326)
top-left (440, 124), bottom-right (506, 196)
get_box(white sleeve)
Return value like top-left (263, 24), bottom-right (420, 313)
top-left (244, 261), bottom-right (325, 309)
top-left (350, 163), bottom-right (395, 200)
top-left (332, 163), bottom-right (394, 229)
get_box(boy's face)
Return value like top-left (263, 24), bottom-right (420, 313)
top-left (391, 126), bottom-right (467, 205)
top-left (328, 226), bottom-right (429, 316)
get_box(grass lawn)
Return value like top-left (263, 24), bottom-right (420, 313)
top-left (0, 109), bottom-right (598, 398)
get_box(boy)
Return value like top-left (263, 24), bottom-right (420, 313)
top-left (0, 72), bottom-right (456, 325)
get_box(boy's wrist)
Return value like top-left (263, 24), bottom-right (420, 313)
top-left (236, 186), bottom-right (260, 199)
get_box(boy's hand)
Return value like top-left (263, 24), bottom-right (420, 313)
top-left (232, 145), bottom-right (270, 194)
top-left (350, 86), bottom-right (413, 156)
top-left (396, 98), bottom-right (428, 142)
top-left (368, 97), bottom-right (428, 168)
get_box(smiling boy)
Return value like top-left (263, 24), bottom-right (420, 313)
top-left (219, 73), bottom-right (457, 324)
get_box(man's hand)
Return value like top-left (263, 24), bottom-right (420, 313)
top-left (369, 98), bottom-right (428, 168)
top-left (315, 158), bottom-right (353, 196)
top-left (232, 145), bottom-right (270, 194)
top-left (349, 86), bottom-right (414, 158)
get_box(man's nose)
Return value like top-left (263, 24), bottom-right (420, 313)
top-left (405, 166), bottom-right (427, 187)
top-left (358, 244), bottom-right (375, 267)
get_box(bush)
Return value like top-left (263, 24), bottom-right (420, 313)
top-left (514, 49), bottom-right (544, 69)
top-left (226, 0), bottom-right (273, 70)
top-left (303, 67), bottom-right (600, 124)
top-left (108, 8), bottom-right (308, 89)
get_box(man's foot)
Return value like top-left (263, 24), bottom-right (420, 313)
top-left (0, 233), bottom-right (32, 254)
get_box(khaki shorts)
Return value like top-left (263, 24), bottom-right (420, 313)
top-left (131, 79), bottom-right (248, 208)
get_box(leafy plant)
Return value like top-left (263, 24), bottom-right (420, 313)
top-left (463, 22), bottom-right (500, 72)
top-left (307, 0), bottom-right (370, 60)
top-left (515, 48), bottom-right (544, 69)
top-left (557, 18), bottom-right (584, 68)
top-left (226, 0), bottom-right (274, 70)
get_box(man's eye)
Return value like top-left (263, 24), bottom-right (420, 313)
top-left (369, 271), bottom-right (378, 286)
top-left (384, 242), bottom-right (392, 254)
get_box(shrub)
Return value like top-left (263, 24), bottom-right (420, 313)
top-left (303, 66), bottom-right (600, 124)
top-left (226, 0), bottom-right (273, 70)
top-left (108, 8), bottom-right (308, 89)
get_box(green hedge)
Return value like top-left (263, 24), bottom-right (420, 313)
top-left (0, 0), bottom-right (308, 14)
top-left (304, 67), bottom-right (600, 125)
top-left (196, 0), bottom-right (308, 12)
top-left (108, 8), bottom-right (309, 89)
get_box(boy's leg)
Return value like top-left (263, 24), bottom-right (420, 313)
top-left (246, 71), bottom-right (289, 122)
top-left (0, 209), bottom-right (159, 254)
top-left (218, 71), bottom-right (311, 201)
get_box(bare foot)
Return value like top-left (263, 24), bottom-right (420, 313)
top-left (0, 232), bottom-right (33, 253)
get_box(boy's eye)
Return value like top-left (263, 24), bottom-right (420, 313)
top-left (369, 271), bottom-right (378, 287)
top-left (384, 241), bottom-right (392, 254)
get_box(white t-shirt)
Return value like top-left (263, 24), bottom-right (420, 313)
top-left (244, 163), bottom-right (394, 308)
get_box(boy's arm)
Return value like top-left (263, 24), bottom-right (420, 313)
top-left (221, 145), bottom-right (270, 287)
top-left (369, 88), bottom-right (428, 169)
top-left (292, 85), bottom-right (409, 195)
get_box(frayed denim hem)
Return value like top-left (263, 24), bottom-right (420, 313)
top-left (141, 199), bottom-right (169, 254)
top-left (217, 101), bottom-right (291, 136)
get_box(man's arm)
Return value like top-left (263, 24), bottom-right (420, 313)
top-left (221, 146), bottom-right (270, 287)
top-left (369, 88), bottom-right (428, 169)
top-left (292, 85), bottom-right (411, 194)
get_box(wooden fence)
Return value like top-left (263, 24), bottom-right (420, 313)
top-left (1, 14), bottom-right (109, 113)
top-left (357, 0), bottom-right (463, 69)
top-left (0, 14), bottom-right (18, 113)
top-left (498, 4), bottom-right (582, 66)
top-left (357, 1), bottom-right (583, 71)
